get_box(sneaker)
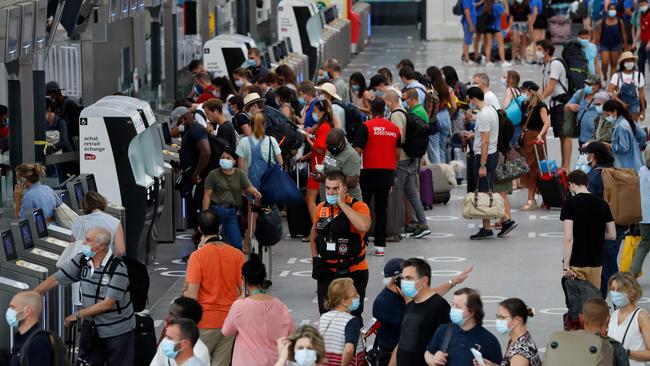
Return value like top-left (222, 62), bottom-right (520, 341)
top-left (412, 225), bottom-right (431, 239)
top-left (501, 61), bottom-right (512, 67)
top-left (470, 228), bottom-right (494, 240)
top-left (497, 219), bottom-right (518, 238)
top-left (486, 62), bottom-right (495, 67)
top-left (369, 248), bottom-right (385, 257)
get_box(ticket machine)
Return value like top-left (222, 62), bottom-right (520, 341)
top-left (27, 209), bottom-right (70, 255)
top-left (157, 122), bottom-right (186, 232)
top-left (278, 0), bottom-right (320, 79)
top-left (203, 37), bottom-right (248, 78)
top-left (79, 102), bottom-right (157, 263)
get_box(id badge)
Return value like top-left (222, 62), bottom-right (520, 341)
top-left (326, 241), bottom-right (336, 251)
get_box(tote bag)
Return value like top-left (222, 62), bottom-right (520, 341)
top-left (259, 143), bottom-right (303, 206)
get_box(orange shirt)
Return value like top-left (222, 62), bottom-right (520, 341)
top-left (313, 196), bottom-right (370, 272)
top-left (186, 243), bottom-right (245, 329)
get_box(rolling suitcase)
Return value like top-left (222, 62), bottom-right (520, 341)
top-left (534, 141), bottom-right (569, 209)
top-left (421, 162), bottom-right (452, 205)
top-left (368, 177), bottom-right (404, 242)
top-left (287, 162), bottom-right (312, 238)
top-left (419, 168), bottom-right (434, 210)
top-left (135, 313), bottom-right (157, 366)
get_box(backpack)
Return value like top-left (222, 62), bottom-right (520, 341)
top-left (542, 0), bottom-right (555, 17)
top-left (20, 329), bottom-right (67, 366)
top-left (543, 331), bottom-right (614, 366)
top-left (332, 100), bottom-right (367, 142)
top-left (80, 255), bottom-right (150, 313)
top-left (495, 107), bottom-right (514, 154)
top-left (560, 40), bottom-right (589, 95)
top-left (263, 106), bottom-right (303, 157)
top-left (600, 167), bottom-right (643, 226)
top-left (453, 0), bottom-right (464, 16)
top-left (391, 109), bottom-right (429, 159)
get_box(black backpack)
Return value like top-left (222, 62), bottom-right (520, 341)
top-left (332, 100), bottom-right (367, 142)
top-left (80, 255), bottom-right (150, 313)
top-left (453, 0), bottom-right (464, 15)
top-left (561, 40), bottom-right (589, 94)
top-left (495, 107), bottom-right (514, 154)
top-left (263, 106), bottom-right (303, 157)
top-left (20, 329), bottom-right (67, 366)
top-left (391, 109), bottom-right (429, 159)
top-left (542, 0), bottom-right (555, 17)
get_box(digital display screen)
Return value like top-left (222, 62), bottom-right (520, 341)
top-left (272, 45), bottom-right (279, 62)
top-left (60, 191), bottom-right (71, 208)
top-left (285, 38), bottom-right (294, 53)
top-left (33, 210), bottom-right (48, 238)
top-left (2, 231), bottom-right (17, 261)
top-left (161, 122), bottom-right (172, 145)
top-left (74, 182), bottom-right (84, 207)
top-left (263, 51), bottom-right (271, 69)
top-left (19, 221), bottom-right (33, 250)
top-left (279, 43), bottom-right (287, 59)
top-left (7, 10), bottom-right (19, 56)
top-left (86, 174), bottom-right (98, 193)
top-left (222, 48), bottom-right (246, 79)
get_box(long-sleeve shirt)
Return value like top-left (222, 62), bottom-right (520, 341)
top-left (611, 117), bottom-right (643, 172)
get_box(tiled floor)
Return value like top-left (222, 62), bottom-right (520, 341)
top-left (146, 26), bottom-right (650, 351)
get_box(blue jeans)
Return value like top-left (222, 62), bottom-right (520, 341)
top-left (427, 110), bottom-right (451, 164)
top-left (600, 225), bottom-right (627, 298)
top-left (209, 205), bottom-right (243, 250)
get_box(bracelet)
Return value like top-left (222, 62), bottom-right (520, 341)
top-left (75, 312), bottom-right (81, 321)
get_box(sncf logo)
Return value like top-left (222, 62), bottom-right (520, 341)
top-left (84, 154), bottom-right (96, 160)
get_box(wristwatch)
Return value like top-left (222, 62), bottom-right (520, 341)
top-left (480, 164), bottom-right (486, 168)
top-left (75, 312), bottom-right (81, 321)
top-left (448, 279), bottom-right (455, 286)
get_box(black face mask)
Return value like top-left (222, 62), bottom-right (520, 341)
top-left (327, 142), bottom-right (345, 155)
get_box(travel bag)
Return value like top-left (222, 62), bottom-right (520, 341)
top-left (543, 331), bottom-right (614, 366)
top-left (421, 162), bottom-right (452, 204)
top-left (419, 168), bottom-right (434, 210)
top-left (134, 313), bottom-right (157, 366)
top-left (600, 167), bottom-right (642, 226)
top-left (561, 276), bottom-right (601, 330)
top-left (368, 177), bottom-right (404, 242)
top-left (287, 162), bottom-right (313, 238)
top-left (534, 141), bottom-right (569, 209)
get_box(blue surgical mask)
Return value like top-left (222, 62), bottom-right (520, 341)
top-left (402, 101), bottom-right (409, 110)
top-left (349, 298), bottom-right (360, 312)
top-left (321, 71), bottom-right (330, 80)
top-left (243, 59), bottom-right (256, 68)
top-left (351, 85), bottom-right (361, 92)
top-left (495, 318), bottom-right (510, 334)
top-left (610, 291), bottom-right (629, 308)
top-left (450, 308), bottom-right (467, 326)
top-left (161, 338), bottom-right (180, 359)
top-left (5, 308), bottom-right (19, 328)
top-left (595, 105), bottom-right (603, 114)
top-left (501, 78), bottom-right (507, 86)
top-left (400, 280), bottom-right (418, 298)
top-left (384, 106), bottom-right (391, 116)
top-left (521, 94), bottom-right (530, 102)
top-left (219, 159), bottom-right (234, 170)
top-left (294, 349), bottom-right (318, 366)
top-left (575, 154), bottom-right (592, 173)
top-left (326, 194), bottom-right (339, 205)
top-left (584, 85), bottom-right (593, 94)
top-left (579, 39), bottom-right (590, 47)
top-left (299, 97), bottom-right (307, 106)
top-left (80, 244), bottom-right (95, 258)
top-left (312, 112), bottom-right (319, 122)
top-left (194, 84), bottom-right (203, 94)
top-left (608, 9), bottom-right (617, 17)
top-left (375, 90), bottom-right (384, 98)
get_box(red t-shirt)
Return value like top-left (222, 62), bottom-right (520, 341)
top-left (354, 117), bottom-right (400, 170)
top-left (196, 85), bottom-right (218, 104)
top-left (641, 11), bottom-right (650, 44)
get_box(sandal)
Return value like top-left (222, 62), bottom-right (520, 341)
top-left (521, 200), bottom-right (538, 211)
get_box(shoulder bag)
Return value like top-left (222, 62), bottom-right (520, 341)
top-left (495, 148), bottom-right (530, 182)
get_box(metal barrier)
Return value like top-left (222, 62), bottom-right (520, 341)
top-left (44, 42), bottom-right (82, 101)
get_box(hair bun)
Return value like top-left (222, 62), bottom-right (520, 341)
top-left (527, 307), bottom-right (535, 318)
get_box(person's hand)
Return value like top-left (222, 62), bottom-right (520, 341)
top-left (568, 104), bottom-right (580, 112)
top-left (452, 266), bottom-right (473, 286)
top-left (432, 351), bottom-right (449, 365)
top-left (478, 165), bottom-right (487, 178)
top-left (337, 181), bottom-right (348, 206)
top-left (469, 24), bottom-right (476, 33)
top-left (563, 268), bottom-right (578, 278)
top-left (535, 135), bottom-right (544, 143)
top-left (192, 174), bottom-right (201, 184)
top-left (276, 337), bottom-right (291, 363)
top-left (13, 182), bottom-right (25, 198)
top-left (251, 189), bottom-right (262, 200)
top-left (313, 171), bottom-right (326, 182)
top-left (64, 314), bottom-right (78, 328)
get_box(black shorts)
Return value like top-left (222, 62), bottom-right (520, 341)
top-left (550, 104), bottom-right (565, 138)
top-left (534, 15), bottom-right (548, 30)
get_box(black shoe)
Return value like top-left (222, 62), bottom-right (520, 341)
top-left (497, 220), bottom-right (518, 238)
top-left (470, 228), bottom-right (494, 240)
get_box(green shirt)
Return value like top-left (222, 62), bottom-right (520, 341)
top-left (319, 143), bottom-right (363, 200)
top-left (410, 104), bottom-right (429, 123)
top-left (205, 168), bottom-right (251, 207)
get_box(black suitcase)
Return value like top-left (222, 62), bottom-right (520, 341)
top-left (537, 170), bottom-right (569, 208)
top-left (134, 314), bottom-right (157, 366)
top-left (466, 151), bottom-right (476, 193)
top-left (288, 163), bottom-right (313, 238)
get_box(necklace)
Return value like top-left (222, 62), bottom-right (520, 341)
top-left (250, 289), bottom-right (266, 296)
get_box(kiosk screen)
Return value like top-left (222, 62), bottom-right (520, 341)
top-left (19, 221), bottom-right (34, 250)
top-left (222, 48), bottom-right (246, 79)
top-left (60, 191), bottom-right (72, 208)
top-left (86, 174), bottom-right (98, 193)
top-left (33, 210), bottom-right (48, 238)
top-left (2, 231), bottom-right (17, 261)
top-left (74, 183), bottom-right (84, 207)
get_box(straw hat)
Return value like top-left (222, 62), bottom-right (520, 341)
top-left (315, 83), bottom-right (341, 101)
top-left (617, 51), bottom-right (638, 65)
top-left (243, 93), bottom-right (265, 109)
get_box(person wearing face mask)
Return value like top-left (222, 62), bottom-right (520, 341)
top-left (635, 0), bottom-right (650, 75)
top-left (578, 30), bottom-right (602, 79)
top-left (310, 172), bottom-right (370, 320)
top-left (254, 72), bottom-right (280, 109)
top-left (34, 227), bottom-right (135, 366)
top-left (316, 82), bottom-right (345, 131)
top-left (561, 170), bottom-right (617, 290)
top-left (609, 52), bottom-right (647, 121)
top-left (7, 291), bottom-right (55, 366)
top-left (298, 81), bottom-right (320, 129)
top-left (314, 128), bottom-right (361, 201)
top-left (509, 0), bottom-right (531, 64)
top-left (602, 100), bottom-right (645, 171)
top-left (591, 92), bottom-right (615, 143)
top-left (243, 47), bottom-right (267, 77)
top-left (374, 259), bottom-right (472, 366)
top-left (354, 99), bottom-right (402, 255)
top-left (222, 254), bottom-right (295, 366)
top-left (13, 163), bottom-right (61, 222)
top-left (583, 141), bottom-right (615, 197)
top-left (319, 278), bottom-right (366, 366)
top-left (389, 258), bottom-right (452, 366)
top-left (183, 210), bottom-right (245, 366)
top-left (478, 298), bottom-right (541, 366)
top-left (276, 325), bottom-right (326, 366)
top-left (369, 74), bottom-right (389, 101)
top-left (608, 272), bottom-right (650, 365)
top-left (71, 191), bottom-right (125, 257)
top-left (323, 59), bottom-right (349, 103)
top-left (349, 72), bottom-right (373, 114)
top-left (579, 298), bottom-right (630, 366)
top-left (597, 4), bottom-right (628, 79)
top-left (203, 149), bottom-right (261, 251)
top-left (276, 85), bottom-right (302, 121)
top-left (564, 74), bottom-right (603, 147)
top-left (399, 67), bottom-right (427, 106)
top-left (151, 296), bottom-right (211, 366)
top-left (232, 68), bottom-right (253, 91)
top-left (44, 97), bottom-right (73, 155)
top-left (160, 318), bottom-right (205, 366)
top-left (425, 288), bottom-right (502, 366)
top-left (229, 95), bottom-right (253, 136)
top-left (194, 73), bottom-right (218, 104)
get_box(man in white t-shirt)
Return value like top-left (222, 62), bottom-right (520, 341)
top-left (538, 39), bottom-right (572, 172)
top-left (464, 86), bottom-right (500, 240)
top-left (472, 73), bottom-right (500, 109)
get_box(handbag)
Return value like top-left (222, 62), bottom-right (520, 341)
top-left (504, 91), bottom-right (523, 126)
top-left (495, 148), bottom-right (530, 182)
top-left (462, 178), bottom-right (505, 220)
top-left (54, 203), bottom-right (79, 229)
top-left (254, 204), bottom-right (283, 246)
top-left (259, 143), bottom-right (303, 206)
top-left (518, 102), bottom-right (535, 148)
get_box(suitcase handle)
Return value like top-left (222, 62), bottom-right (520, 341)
top-left (532, 139), bottom-right (551, 173)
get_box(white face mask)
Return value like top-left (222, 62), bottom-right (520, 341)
top-left (535, 50), bottom-right (545, 59)
top-left (382, 277), bottom-right (393, 287)
top-left (177, 124), bottom-right (185, 133)
top-left (624, 61), bottom-right (636, 71)
top-left (641, 5), bottom-right (649, 12)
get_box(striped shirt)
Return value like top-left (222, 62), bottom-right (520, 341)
top-left (319, 311), bottom-right (365, 366)
top-left (55, 251), bottom-right (135, 338)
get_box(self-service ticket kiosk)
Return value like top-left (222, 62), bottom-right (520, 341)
top-left (79, 102), bottom-right (157, 263)
top-left (203, 37), bottom-right (249, 78)
top-left (67, 179), bottom-right (86, 214)
top-left (27, 209), bottom-right (70, 255)
top-left (278, 0), bottom-right (321, 79)
top-left (158, 122), bottom-right (186, 232)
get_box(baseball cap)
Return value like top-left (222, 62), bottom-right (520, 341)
top-left (520, 81), bottom-right (539, 92)
top-left (171, 106), bottom-right (190, 125)
top-left (383, 258), bottom-right (405, 277)
top-left (45, 81), bottom-right (62, 93)
top-left (584, 74), bottom-right (601, 85)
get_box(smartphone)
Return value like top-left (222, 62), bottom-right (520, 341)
top-left (393, 276), bottom-right (401, 288)
top-left (471, 348), bottom-right (485, 366)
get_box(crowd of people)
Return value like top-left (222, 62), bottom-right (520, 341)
top-left (4, 3), bottom-right (650, 365)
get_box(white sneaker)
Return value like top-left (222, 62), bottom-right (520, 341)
top-left (501, 61), bottom-right (512, 67)
top-left (486, 62), bottom-right (495, 67)
top-left (369, 248), bottom-right (385, 257)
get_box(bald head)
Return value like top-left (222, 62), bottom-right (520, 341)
top-left (383, 89), bottom-right (401, 103)
top-left (326, 128), bottom-right (345, 147)
top-left (10, 291), bottom-right (42, 326)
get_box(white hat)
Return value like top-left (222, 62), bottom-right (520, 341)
top-left (243, 93), bottom-right (265, 109)
top-left (315, 83), bottom-right (341, 101)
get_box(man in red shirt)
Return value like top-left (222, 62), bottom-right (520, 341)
top-left (354, 98), bottom-right (401, 256)
top-left (194, 72), bottom-right (219, 104)
top-left (638, 0), bottom-right (650, 74)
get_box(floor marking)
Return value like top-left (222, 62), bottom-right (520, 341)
top-left (426, 215), bottom-right (459, 221)
top-left (291, 271), bottom-right (313, 277)
top-left (160, 270), bottom-right (185, 277)
top-left (430, 270), bottom-right (462, 276)
top-left (540, 214), bottom-right (560, 220)
top-left (539, 308), bottom-right (567, 315)
top-left (154, 268), bottom-right (168, 271)
top-left (467, 223), bottom-right (476, 229)
top-left (171, 259), bottom-right (186, 265)
top-left (528, 232), bottom-right (536, 238)
top-left (529, 215), bottom-right (537, 220)
top-left (481, 296), bottom-right (507, 303)
top-left (539, 232), bottom-right (564, 238)
top-left (428, 233), bottom-right (455, 238)
top-left (279, 270), bottom-right (290, 277)
top-left (287, 258), bottom-right (297, 264)
top-left (428, 257), bottom-right (466, 263)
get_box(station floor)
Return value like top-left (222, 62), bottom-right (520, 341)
top-left (145, 26), bottom-right (650, 352)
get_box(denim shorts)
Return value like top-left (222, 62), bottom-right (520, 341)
top-left (599, 43), bottom-right (622, 52)
top-left (511, 22), bottom-right (528, 33)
